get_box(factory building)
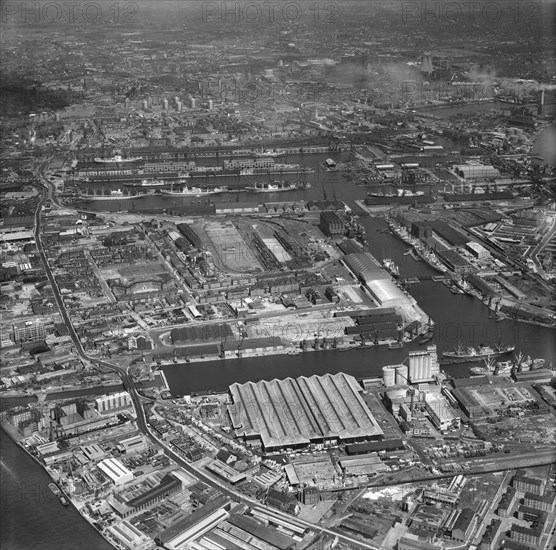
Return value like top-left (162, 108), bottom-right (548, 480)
top-left (424, 394), bottom-right (461, 433)
top-left (453, 164), bottom-right (500, 182)
top-left (228, 373), bottom-right (384, 452)
top-left (107, 520), bottom-right (153, 550)
top-left (342, 252), bottom-right (389, 284)
top-left (466, 241), bottom-right (490, 259)
top-left (155, 497), bottom-right (231, 550)
top-left (366, 279), bottom-right (408, 307)
top-left (97, 458), bottom-right (134, 486)
top-left (319, 210), bottom-right (345, 237)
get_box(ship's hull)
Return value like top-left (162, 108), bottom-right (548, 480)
top-left (443, 346), bottom-right (515, 362)
top-left (245, 186), bottom-right (298, 193)
top-left (94, 157), bottom-right (142, 163)
top-left (161, 188), bottom-right (225, 196)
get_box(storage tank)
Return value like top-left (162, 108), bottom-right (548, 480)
top-left (383, 366), bottom-right (396, 387)
top-left (395, 365), bottom-right (409, 385)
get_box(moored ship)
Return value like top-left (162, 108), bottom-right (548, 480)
top-left (245, 181), bottom-right (300, 193)
top-left (443, 342), bottom-right (515, 362)
top-left (94, 155), bottom-right (143, 163)
top-left (49, 482), bottom-right (69, 505)
top-left (161, 186), bottom-right (227, 196)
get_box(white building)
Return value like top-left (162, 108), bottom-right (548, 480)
top-left (107, 520), bottom-right (154, 550)
top-left (409, 345), bottom-right (439, 383)
top-left (466, 241), bottom-right (490, 259)
top-left (97, 458), bottom-right (134, 485)
top-left (95, 391), bottom-right (131, 414)
top-left (425, 394), bottom-right (460, 432)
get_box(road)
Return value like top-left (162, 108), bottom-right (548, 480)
top-left (30, 178), bottom-right (382, 549)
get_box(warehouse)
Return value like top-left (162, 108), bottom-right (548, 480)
top-left (97, 458), bottom-right (134, 486)
top-left (453, 164), bottom-right (500, 182)
top-left (431, 220), bottom-right (469, 247)
top-left (155, 497), bottom-right (231, 550)
top-left (107, 520), bottom-right (152, 550)
top-left (366, 279), bottom-right (408, 307)
top-left (228, 373), bottom-right (384, 452)
top-left (339, 454), bottom-right (388, 476)
top-left (346, 439), bottom-right (405, 455)
top-left (342, 252), bottom-right (388, 284)
top-left (171, 324), bottom-right (234, 344)
top-left (226, 514), bottom-right (295, 550)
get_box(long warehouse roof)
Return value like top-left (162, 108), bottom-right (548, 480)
top-left (228, 373), bottom-right (383, 450)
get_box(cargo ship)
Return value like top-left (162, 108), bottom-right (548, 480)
top-left (161, 186), bottom-right (227, 196)
top-left (245, 181), bottom-right (299, 193)
top-left (94, 155), bottom-right (143, 163)
top-left (443, 343), bottom-right (515, 363)
top-left (124, 179), bottom-right (172, 188)
top-left (383, 258), bottom-right (400, 278)
top-left (254, 149), bottom-right (286, 158)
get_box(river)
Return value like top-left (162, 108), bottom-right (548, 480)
top-left (0, 429), bottom-right (113, 550)
top-left (531, 124), bottom-right (556, 166)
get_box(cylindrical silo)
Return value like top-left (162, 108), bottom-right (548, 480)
top-left (395, 365), bottom-right (408, 385)
top-left (383, 366), bottom-right (396, 387)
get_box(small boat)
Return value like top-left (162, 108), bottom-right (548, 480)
top-left (388, 342), bottom-right (405, 350)
top-left (59, 495), bottom-right (69, 506)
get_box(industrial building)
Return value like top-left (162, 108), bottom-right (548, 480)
top-left (453, 164), bottom-right (500, 182)
top-left (338, 454), bottom-right (388, 477)
top-left (466, 241), bottom-right (490, 259)
top-left (408, 346), bottom-right (439, 383)
top-left (109, 473), bottom-right (183, 517)
top-left (319, 210), bottom-right (345, 236)
top-left (228, 373), bottom-right (384, 452)
top-left (97, 458), bottom-right (134, 486)
top-left (424, 394), bottom-right (461, 432)
top-left (107, 520), bottom-right (153, 550)
top-left (156, 498), bottom-right (231, 550)
top-left (366, 279), bottom-right (408, 307)
top-left (342, 252), bottom-right (388, 284)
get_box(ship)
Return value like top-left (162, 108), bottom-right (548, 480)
top-left (49, 482), bottom-right (69, 505)
top-left (388, 341), bottom-right (405, 350)
top-left (94, 155), bottom-right (143, 163)
top-left (245, 181), bottom-right (299, 193)
top-left (443, 342), bottom-right (515, 362)
top-left (368, 191), bottom-right (397, 198)
top-left (124, 179), bottom-right (171, 188)
top-left (254, 149), bottom-right (286, 158)
top-left (383, 258), bottom-right (400, 278)
top-left (161, 186), bottom-right (227, 196)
